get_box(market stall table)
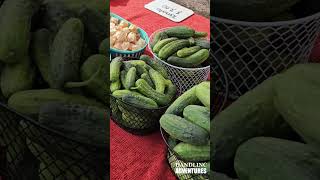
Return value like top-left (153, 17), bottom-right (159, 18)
top-left (110, 0), bottom-right (210, 179)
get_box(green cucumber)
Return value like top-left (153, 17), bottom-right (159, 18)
top-left (152, 37), bottom-right (178, 54)
top-left (195, 39), bottom-right (210, 49)
top-left (196, 81), bottom-right (210, 108)
top-left (135, 64), bottom-right (148, 76)
top-left (124, 67), bottom-right (136, 90)
top-left (194, 31), bottom-right (208, 38)
top-left (149, 68), bottom-right (166, 94)
top-left (134, 79), bottom-right (171, 106)
top-left (110, 80), bottom-right (121, 93)
top-left (160, 114), bottom-right (209, 145)
top-left (112, 90), bottom-right (143, 99)
top-left (110, 57), bottom-right (123, 82)
top-left (120, 70), bottom-right (126, 88)
top-left (123, 60), bottom-right (146, 67)
top-left (177, 46), bottom-right (201, 58)
top-left (183, 105), bottom-right (210, 132)
top-left (122, 94), bottom-right (158, 109)
top-left (150, 31), bottom-right (168, 49)
top-left (140, 55), bottom-right (168, 79)
top-left (158, 39), bottom-right (191, 60)
top-left (164, 26), bottom-right (195, 38)
top-left (167, 49), bottom-right (209, 68)
top-left (164, 81), bottom-right (177, 101)
top-left (173, 142), bottom-right (210, 161)
top-left (141, 73), bottom-right (155, 88)
top-left (49, 18), bottom-right (84, 89)
top-left (165, 86), bottom-right (199, 115)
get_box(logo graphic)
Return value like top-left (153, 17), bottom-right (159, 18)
top-left (174, 162), bottom-right (207, 175)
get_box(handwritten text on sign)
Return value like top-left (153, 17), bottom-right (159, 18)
top-left (145, 0), bottom-right (194, 22)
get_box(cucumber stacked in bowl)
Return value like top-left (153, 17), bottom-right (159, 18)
top-left (160, 81), bottom-right (210, 178)
top-left (151, 26), bottom-right (210, 68)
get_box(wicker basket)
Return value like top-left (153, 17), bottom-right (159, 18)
top-left (211, 13), bottom-right (320, 98)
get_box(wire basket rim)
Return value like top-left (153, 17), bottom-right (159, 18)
top-left (0, 102), bottom-right (108, 149)
top-left (148, 28), bottom-right (210, 71)
top-left (211, 10), bottom-right (320, 27)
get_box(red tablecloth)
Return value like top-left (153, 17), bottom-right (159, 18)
top-left (110, 0), bottom-right (210, 180)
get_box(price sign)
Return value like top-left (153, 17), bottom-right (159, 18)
top-left (145, 0), bottom-right (194, 22)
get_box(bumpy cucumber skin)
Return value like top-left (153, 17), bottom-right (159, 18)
top-left (122, 94), bottom-right (158, 109)
top-left (110, 57), bottom-right (122, 82)
top-left (177, 46), bottom-right (201, 58)
top-left (149, 68), bottom-right (166, 94)
top-left (0, 0), bottom-right (40, 64)
top-left (195, 39), bottom-right (210, 49)
top-left (164, 26), bottom-right (195, 38)
top-left (110, 80), bottom-right (121, 93)
top-left (141, 73), bottom-right (155, 88)
top-left (173, 142), bottom-right (210, 161)
top-left (183, 105), bottom-right (210, 132)
top-left (196, 81), bottom-right (210, 108)
top-left (151, 31), bottom-right (168, 49)
top-left (140, 55), bottom-right (168, 79)
top-left (112, 90), bottom-right (143, 99)
top-left (165, 86), bottom-right (199, 115)
top-left (153, 37), bottom-right (178, 54)
top-left (158, 39), bottom-right (191, 60)
top-left (194, 31), bottom-right (208, 38)
top-left (168, 49), bottom-right (209, 68)
top-left (49, 18), bottom-right (84, 89)
top-left (124, 67), bottom-right (136, 90)
top-left (160, 114), bottom-right (209, 145)
top-left (135, 79), bottom-right (171, 106)
top-left (135, 65), bottom-right (148, 76)
top-left (164, 81), bottom-right (177, 101)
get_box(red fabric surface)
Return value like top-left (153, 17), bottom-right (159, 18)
top-left (110, 0), bottom-right (210, 180)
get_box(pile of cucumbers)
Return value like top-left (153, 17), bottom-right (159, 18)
top-left (0, 0), bottom-right (108, 179)
top-left (160, 81), bottom-right (210, 178)
top-left (151, 26), bottom-right (210, 68)
top-left (110, 55), bottom-right (176, 109)
top-left (211, 63), bottom-right (320, 180)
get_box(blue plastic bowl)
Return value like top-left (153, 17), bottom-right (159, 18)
top-left (110, 13), bottom-right (149, 58)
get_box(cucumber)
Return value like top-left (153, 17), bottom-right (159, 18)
top-left (150, 31), bottom-right (168, 49)
top-left (173, 142), bottom-right (210, 161)
top-left (49, 18), bottom-right (84, 89)
top-left (123, 60), bottom-right (146, 67)
top-left (110, 80), bottom-right (121, 93)
top-left (160, 114), bottom-right (209, 145)
top-left (134, 79), bottom-right (171, 106)
top-left (149, 68), bottom-right (166, 94)
top-left (112, 90), bottom-right (143, 99)
top-left (135, 64), bottom-right (148, 76)
top-left (120, 70), bottom-right (126, 88)
top-left (124, 67), bottom-right (136, 90)
top-left (99, 38), bottom-right (108, 56)
top-left (140, 55), bottom-right (168, 79)
top-left (165, 86), bottom-right (199, 115)
top-left (31, 28), bottom-right (51, 84)
top-left (195, 39), bottom-right (210, 49)
top-left (152, 37), bottom-right (178, 54)
top-left (0, 0), bottom-right (40, 64)
top-left (164, 81), bottom-right (177, 101)
top-left (122, 94), bottom-right (158, 109)
top-left (158, 39), bottom-right (191, 60)
top-left (167, 49), bottom-right (209, 68)
top-left (164, 26), bottom-right (195, 38)
top-left (194, 31), bottom-right (208, 38)
top-left (196, 81), bottom-right (210, 108)
top-left (141, 73), bottom-right (155, 88)
top-left (177, 46), bottom-right (201, 58)
top-left (1, 59), bottom-right (35, 98)
top-left (8, 89), bottom-right (105, 116)
top-left (183, 105), bottom-right (210, 132)
top-left (110, 57), bottom-right (122, 82)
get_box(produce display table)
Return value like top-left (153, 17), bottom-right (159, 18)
top-left (110, 0), bottom-right (209, 179)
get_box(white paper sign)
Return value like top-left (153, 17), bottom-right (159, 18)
top-left (144, 0), bottom-right (194, 22)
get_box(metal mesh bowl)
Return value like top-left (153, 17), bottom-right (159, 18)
top-left (110, 95), bottom-right (169, 135)
top-left (211, 13), bottom-right (320, 98)
top-left (0, 102), bottom-right (108, 179)
top-left (148, 28), bottom-right (210, 94)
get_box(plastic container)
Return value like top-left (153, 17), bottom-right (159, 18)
top-left (148, 28), bottom-right (210, 94)
top-left (110, 13), bottom-right (149, 58)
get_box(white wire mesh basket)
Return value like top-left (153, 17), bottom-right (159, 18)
top-left (211, 13), bottom-right (320, 98)
top-left (148, 28), bottom-right (210, 94)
